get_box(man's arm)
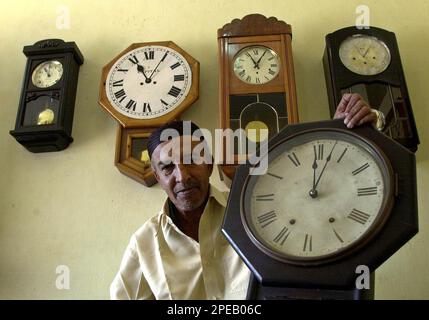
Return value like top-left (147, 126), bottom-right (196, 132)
top-left (334, 93), bottom-right (384, 130)
top-left (110, 236), bottom-right (155, 300)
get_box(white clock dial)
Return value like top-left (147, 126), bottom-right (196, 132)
top-left (233, 45), bottom-right (280, 84)
top-left (243, 130), bottom-right (392, 264)
top-left (339, 35), bottom-right (391, 75)
top-left (106, 45), bottom-right (192, 119)
top-left (31, 60), bottom-right (63, 88)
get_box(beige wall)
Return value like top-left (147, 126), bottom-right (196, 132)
top-left (0, 0), bottom-right (428, 299)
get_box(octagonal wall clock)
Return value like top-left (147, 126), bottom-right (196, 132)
top-left (217, 14), bottom-right (299, 186)
top-left (99, 41), bottom-right (199, 186)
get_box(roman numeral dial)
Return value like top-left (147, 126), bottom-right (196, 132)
top-left (105, 44), bottom-right (193, 120)
top-left (233, 45), bottom-right (280, 85)
top-left (245, 131), bottom-right (392, 262)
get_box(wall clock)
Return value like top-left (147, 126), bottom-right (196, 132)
top-left (323, 26), bottom-right (419, 152)
top-left (10, 39), bottom-right (84, 152)
top-left (223, 119), bottom-right (418, 299)
top-left (99, 41), bottom-right (199, 186)
top-left (217, 14), bottom-right (299, 184)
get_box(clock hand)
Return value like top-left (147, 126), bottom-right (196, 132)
top-left (136, 64), bottom-right (151, 83)
top-left (313, 141), bottom-right (338, 191)
top-left (255, 50), bottom-right (267, 68)
top-left (309, 145), bottom-right (319, 198)
top-left (148, 52), bottom-right (168, 80)
top-left (246, 53), bottom-right (259, 69)
top-left (363, 45), bottom-right (371, 57)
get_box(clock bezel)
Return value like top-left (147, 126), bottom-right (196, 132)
top-left (99, 41), bottom-right (199, 128)
top-left (339, 34), bottom-right (391, 76)
top-left (240, 127), bottom-right (395, 266)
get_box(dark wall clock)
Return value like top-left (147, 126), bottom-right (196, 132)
top-left (218, 14), bottom-right (299, 185)
top-left (10, 39), bottom-right (84, 152)
top-left (223, 119), bottom-right (418, 299)
top-left (323, 26), bottom-right (419, 152)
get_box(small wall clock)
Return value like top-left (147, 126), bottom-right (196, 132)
top-left (223, 119), bottom-right (418, 299)
top-left (323, 26), bottom-right (419, 152)
top-left (99, 41), bottom-right (199, 186)
top-left (217, 14), bottom-right (299, 185)
top-left (10, 39), bottom-right (84, 152)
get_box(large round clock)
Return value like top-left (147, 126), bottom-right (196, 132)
top-left (99, 41), bottom-right (199, 128)
top-left (242, 128), bottom-right (393, 265)
top-left (222, 119), bottom-right (418, 299)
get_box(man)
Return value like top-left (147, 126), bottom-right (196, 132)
top-left (110, 93), bottom-right (384, 300)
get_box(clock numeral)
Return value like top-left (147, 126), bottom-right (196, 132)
top-left (144, 50), bottom-right (155, 60)
top-left (268, 69), bottom-right (276, 76)
top-left (303, 234), bottom-right (313, 252)
top-left (348, 208), bottom-right (370, 224)
top-left (117, 68), bottom-right (128, 73)
top-left (352, 163), bottom-right (370, 176)
top-left (160, 99), bottom-right (168, 107)
top-left (270, 64), bottom-right (278, 68)
top-left (273, 226), bottom-right (291, 245)
top-left (112, 79), bottom-right (124, 87)
top-left (125, 99), bottom-right (137, 111)
top-left (267, 172), bottom-right (283, 180)
top-left (255, 77), bottom-right (261, 84)
top-left (143, 103), bottom-right (152, 113)
top-left (168, 86), bottom-right (182, 98)
top-left (357, 187), bottom-right (378, 196)
top-left (337, 148), bottom-right (348, 163)
top-left (255, 194), bottom-right (275, 201)
top-left (128, 55), bottom-right (139, 65)
top-left (170, 62), bottom-right (181, 70)
top-left (245, 75), bottom-right (251, 82)
top-left (315, 144), bottom-right (324, 160)
top-left (264, 76), bottom-right (270, 81)
top-left (253, 49), bottom-right (259, 55)
top-left (268, 56), bottom-right (275, 61)
top-left (333, 228), bottom-right (344, 243)
top-left (174, 74), bottom-right (185, 82)
top-left (287, 152), bottom-right (301, 167)
top-left (238, 70), bottom-right (246, 78)
top-left (114, 89), bottom-right (127, 102)
top-left (257, 210), bottom-right (277, 228)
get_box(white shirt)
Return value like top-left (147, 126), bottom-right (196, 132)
top-left (110, 185), bottom-right (251, 300)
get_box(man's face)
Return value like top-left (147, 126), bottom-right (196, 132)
top-left (151, 136), bottom-right (213, 213)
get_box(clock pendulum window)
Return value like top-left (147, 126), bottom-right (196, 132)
top-left (10, 39), bottom-right (84, 152)
top-left (217, 14), bottom-right (299, 186)
top-left (323, 27), bottom-right (420, 152)
top-left (99, 42), bottom-right (199, 187)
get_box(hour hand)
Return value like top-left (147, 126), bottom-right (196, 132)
top-left (246, 53), bottom-right (259, 69)
top-left (136, 64), bottom-right (150, 82)
top-left (309, 145), bottom-right (318, 198)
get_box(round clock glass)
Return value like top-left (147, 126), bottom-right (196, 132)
top-left (233, 45), bottom-right (280, 84)
top-left (242, 129), bottom-right (394, 265)
top-left (339, 35), bottom-right (391, 76)
top-left (31, 60), bottom-right (63, 88)
top-left (106, 45), bottom-right (192, 119)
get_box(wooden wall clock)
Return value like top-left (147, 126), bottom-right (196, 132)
top-left (323, 26), bottom-right (420, 152)
top-left (10, 39), bottom-right (84, 152)
top-left (99, 41), bottom-right (199, 186)
top-left (218, 14), bottom-right (299, 185)
top-left (223, 119), bottom-right (418, 299)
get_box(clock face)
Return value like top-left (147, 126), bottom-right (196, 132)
top-left (233, 45), bottom-right (280, 84)
top-left (339, 35), bottom-right (391, 76)
top-left (242, 129), bottom-right (393, 264)
top-left (31, 60), bottom-right (63, 88)
top-left (106, 45), bottom-right (192, 119)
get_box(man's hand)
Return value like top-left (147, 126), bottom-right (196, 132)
top-left (334, 93), bottom-right (377, 129)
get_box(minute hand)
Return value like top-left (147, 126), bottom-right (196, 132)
top-left (313, 141), bottom-right (338, 190)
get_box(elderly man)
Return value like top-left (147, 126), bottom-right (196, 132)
top-left (110, 93), bottom-right (384, 300)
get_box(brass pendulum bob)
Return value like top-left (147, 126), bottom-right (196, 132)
top-left (37, 106), bottom-right (55, 125)
top-left (245, 120), bottom-right (269, 143)
top-left (140, 149), bottom-right (151, 169)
